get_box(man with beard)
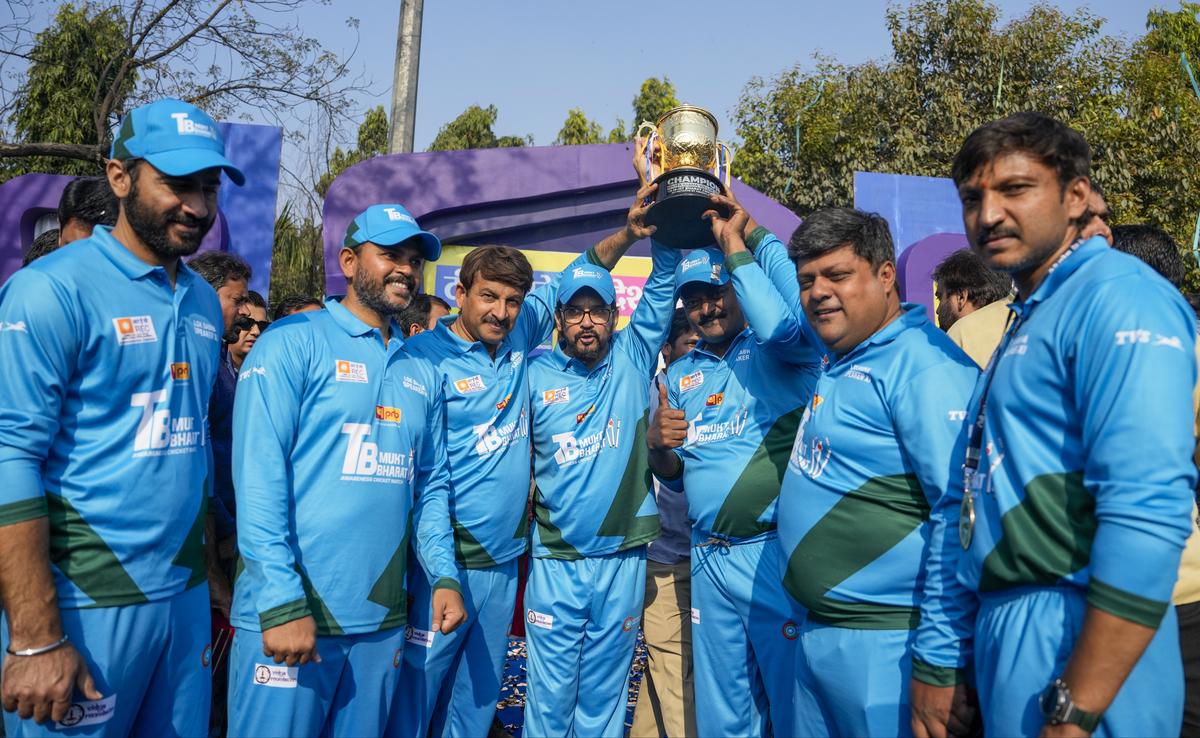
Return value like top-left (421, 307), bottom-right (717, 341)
top-left (0, 98), bottom-right (240, 736)
top-left (228, 203), bottom-right (465, 737)
top-left (778, 208), bottom-right (979, 738)
top-left (914, 113), bottom-right (1197, 737)
top-left (522, 215), bottom-right (680, 737)
top-left (647, 195), bottom-right (824, 737)
top-left (390, 192), bottom-right (647, 738)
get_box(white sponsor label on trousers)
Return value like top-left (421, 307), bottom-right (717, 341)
top-left (691, 608), bottom-right (700, 624)
top-left (404, 624), bottom-right (434, 648)
top-left (55, 694), bottom-right (116, 729)
top-left (253, 663), bottom-right (298, 688)
top-left (527, 609), bottom-right (554, 630)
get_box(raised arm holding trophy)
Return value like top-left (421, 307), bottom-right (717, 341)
top-left (635, 105), bottom-right (735, 249)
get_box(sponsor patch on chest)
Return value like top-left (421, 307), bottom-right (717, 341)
top-left (113, 315), bottom-right (157, 345)
top-left (542, 387), bottom-right (570, 406)
top-left (171, 362), bottom-right (190, 381)
top-left (453, 375), bottom-right (487, 394)
top-left (679, 371), bottom-right (704, 392)
top-left (335, 360), bottom-right (368, 383)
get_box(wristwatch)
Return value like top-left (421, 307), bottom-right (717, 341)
top-left (1040, 678), bottom-right (1101, 732)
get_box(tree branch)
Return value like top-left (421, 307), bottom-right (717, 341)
top-left (0, 141), bottom-right (102, 161)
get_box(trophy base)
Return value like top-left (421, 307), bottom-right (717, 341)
top-left (644, 168), bottom-right (728, 249)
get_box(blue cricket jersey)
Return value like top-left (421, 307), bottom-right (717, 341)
top-left (916, 237), bottom-right (1197, 678)
top-left (527, 244), bottom-right (681, 559)
top-left (778, 304), bottom-right (979, 665)
top-left (665, 244), bottom-right (823, 539)
top-left (404, 250), bottom-right (593, 568)
top-left (0, 226), bottom-right (222, 607)
top-left (231, 298), bottom-right (457, 636)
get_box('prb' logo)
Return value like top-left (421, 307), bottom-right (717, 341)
top-left (375, 405), bottom-right (402, 424)
top-left (113, 315), bottom-right (157, 346)
top-left (335, 360), bottom-right (368, 383)
top-left (705, 392), bottom-right (724, 407)
top-left (543, 387), bottom-right (569, 406)
top-left (679, 371), bottom-right (704, 393)
top-left (454, 375), bottom-right (486, 394)
top-left (171, 363), bottom-right (190, 381)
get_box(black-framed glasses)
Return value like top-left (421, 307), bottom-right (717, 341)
top-left (559, 305), bottom-right (616, 324)
top-left (235, 316), bottom-right (270, 333)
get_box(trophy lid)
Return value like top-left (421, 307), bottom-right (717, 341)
top-left (657, 104), bottom-right (719, 134)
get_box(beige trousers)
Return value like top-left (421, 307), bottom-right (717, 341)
top-left (631, 559), bottom-right (696, 737)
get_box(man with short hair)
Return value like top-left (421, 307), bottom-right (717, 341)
top-left (931, 249), bottom-right (1012, 331)
top-left (523, 188), bottom-right (680, 737)
top-left (631, 308), bottom-right (697, 738)
top-left (914, 112), bottom-right (1196, 737)
top-left (397, 293), bottom-right (452, 337)
top-left (777, 207), bottom-right (980, 737)
top-left (188, 252), bottom-right (252, 344)
top-left (56, 176), bottom-right (119, 246)
top-left (272, 294), bottom-right (324, 321)
top-left (228, 203), bottom-right (465, 737)
top-left (647, 195), bottom-right (823, 737)
top-left (391, 201), bottom-right (645, 738)
top-left (0, 98), bottom-right (241, 736)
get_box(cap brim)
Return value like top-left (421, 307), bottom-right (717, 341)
top-left (145, 149), bottom-right (246, 186)
top-left (673, 272), bottom-right (730, 299)
top-left (368, 225), bottom-right (442, 261)
top-left (560, 283), bottom-right (616, 305)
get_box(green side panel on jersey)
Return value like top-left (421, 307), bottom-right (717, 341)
top-left (533, 488), bottom-right (583, 560)
top-left (980, 471), bottom-right (1094, 593)
top-left (234, 555), bottom-right (245, 582)
top-left (46, 494), bottom-right (149, 608)
top-left (452, 516), bottom-right (499, 569)
top-left (597, 413), bottom-right (661, 551)
top-left (784, 473), bottom-right (928, 629)
top-left (367, 516), bottom-right (412, 630)
top-left (513, 503), bottom-right (530, 540)
top-left (298, 565), bottom-right (345, 636)
top-left (170, 494), bottom-right (207, 589)
top-left (712, 405), bottom-right (805, 538)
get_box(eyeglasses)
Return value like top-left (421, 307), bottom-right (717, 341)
top-left (235, 316), bottom-right (270, 333)
top-left (559, 305), bottom-right (616, 324)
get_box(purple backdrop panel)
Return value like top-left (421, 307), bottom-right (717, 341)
top-left (854, 171), bottom-right (964, 255)
top-left (321, 143), bottom-right (801, 295)
top-left (0, 122), bottom-right (280, 289)
top-left (897, 232), bottom-right (969, 316)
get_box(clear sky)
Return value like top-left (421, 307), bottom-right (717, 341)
top-left (303, 0), bottom-right (1166, 151)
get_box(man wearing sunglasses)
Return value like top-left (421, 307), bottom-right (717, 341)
top-left (522, 195), bottom-right (681, 738)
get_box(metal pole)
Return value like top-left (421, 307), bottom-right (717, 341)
top-left (387, 0), bottom-right (423, 154)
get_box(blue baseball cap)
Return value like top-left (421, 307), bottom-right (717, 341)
top-left (342, 204), bottom-right (442, 260)
top-left (110, 99), bottom-right (245, 186)
top-left (675, 248), bottom-right (730, 296)
top-left (559, 263), bottom-right (616, 305)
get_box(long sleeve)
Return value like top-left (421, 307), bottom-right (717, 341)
top-left (620, 242), bottom-right (682, 375)
top-left (1075, 279), bottom-right (1197, 627)
top-left (748, 228), bottom-right (801, 316)
top-left (726, 250), bottom-right (824, 368)
top-left (232, 326), bottom-right (310, 630)
top-left (0, 269), bottom-right (78, 525)
top-left (897, 360), bottom-right (981, 686)
top-left (413, 380), bottom-right (462, 593)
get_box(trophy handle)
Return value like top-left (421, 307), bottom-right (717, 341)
top-left (635, 122), bottom-right (661, 185)
top-left (716, 141), bottom-right (736, 188)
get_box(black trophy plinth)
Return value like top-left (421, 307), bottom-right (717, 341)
top-left (644, 167), bottom-right (728, 249)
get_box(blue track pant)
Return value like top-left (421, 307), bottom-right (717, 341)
top-left (690, 533), bottom-right (799, 737)
top-left (974, 585), bottom-right (1183, 737)
top-left (226, 625), bottom-right (405, 738)
top-left (792, 621), bottom-right (915, 737)
top-left (388, 558), bottom-right (518, 738)
top-left (523, 548), bottom-right (646, 738)
top-left (1, 585), bottom-right (210, 738)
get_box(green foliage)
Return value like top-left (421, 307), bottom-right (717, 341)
top-left (4, 3), bottom-right (133, 179)
top-left (554, 108), bottom-right (604, 145)
top-left (427, 104), bottom-right (530, 151)
top-left (632, 76), bottom-right (680, 127)
top-left (606, 118), bottom-right (627, 143)
top-left (315, 105), bottom-right (388, 198)
top-left (269, 203), bottom-right (325, 302)
top-left (732, 0), bottom-right (1200, 286)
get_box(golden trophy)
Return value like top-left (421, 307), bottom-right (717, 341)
top-left (635, 105), bottom-right (735, 249)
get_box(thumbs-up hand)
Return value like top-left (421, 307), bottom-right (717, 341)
top-left (648, 380), bottom-right (689, 452)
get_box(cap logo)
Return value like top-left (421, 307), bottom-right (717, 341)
top-left (710, 264), bottom-right (722, 280)
top-left (170, 112), bottom-right (217, 140)
top-left (383, 207), bottom-right (415, 224)
top-left (572, 267), bottom-right (592, 278)
top-left (681, 257), bottom-right (706, 271)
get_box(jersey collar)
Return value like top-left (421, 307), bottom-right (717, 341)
top-left (693, 326), bottom-right (753, 361)
top-left (323, 296), bottom-right (403, 344)
top-left (91, 225), bottom-right (198, 291)
top-left (1011, 235), bottom-right (1105, 317)
top-left (432, 314), bottom-right (513, 359)
top-left (550, 341), bottom-right (612, 377)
